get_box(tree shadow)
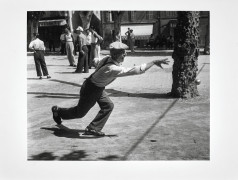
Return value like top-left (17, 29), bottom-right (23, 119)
top-left (46, 65), bottom-right (69, 67)
top-left (27, 92), bottom-right (79, 99)
top-left (50, 79), bottom-right (82, 87)
top-left (98, 155), bottom-right (121, 161)
top-left (27, 90), bottom-right (175, 100)
top-left (59, 150), bottom-right (88, 160)
top-left (127, 51), bottom-right (173, 57)
top-left (29, 152), bottom-right (58, 160)
top-left (55, 72), bottom-right (79, 74)
top-left (27, 78), bottom-right (42, 80)
top-left (28, 78), bottom-right (175, 99)
top-left (28, 150), bottom-right (88, 160)
top-left (106, 89), bottom-right (175, 99)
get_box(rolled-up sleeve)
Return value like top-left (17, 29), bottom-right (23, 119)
top-left (109, 64), bottom-right (147, 77)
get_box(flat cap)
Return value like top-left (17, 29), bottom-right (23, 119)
top-left (76, 26), bottom-right (84, 31)
top-left (109, 42), bottom-right (128, 50)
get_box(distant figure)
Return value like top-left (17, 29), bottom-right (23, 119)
top-left (129, 29), bottom-right (135, 53)
top-left (60, 31), bottom-right (66, 55)
top-left (64, 28), bottom-right (76, 67)
top-left (125, 28), bottom-right (131, 47)
top-left (147, 34), bottom-right (155, 49)
top-left (48, 32), bottom-right (55, 52)
top-left (161, 35), bottom-right (167, 49)
top-left (167, 35), bottom-right (174, 49)
top-left (115, 31), bottom-right (121, 42)
top-left (29, 33), bottom-right (51, 79)
top-left (74, 26), bottom-right (89, 73)
top-left (85, 29), bottom-right (92, 69)
top-left (90, 26), bottom-right (103, 67)
top-left (72, 29), bottom-right (78, 55)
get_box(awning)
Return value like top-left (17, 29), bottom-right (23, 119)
top-left (38, 19), bottom-right (67, 27)
top-left (121, 24), bottom-right (153, 40)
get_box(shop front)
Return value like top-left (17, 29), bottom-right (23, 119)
top-left (38, 19), bottom-right (67, 51)
top-left (120, 24), bottom-right (153, 48)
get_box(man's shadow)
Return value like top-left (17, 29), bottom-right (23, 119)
top-left (41, 124), bottom-right (117, 139)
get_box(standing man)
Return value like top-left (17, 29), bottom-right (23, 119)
top-left (51, 42), bottom-right (169, 136)
top-left (60, 30), bottom-right (66, 55)
top-left (48, 32), bottom-right (55, 52)
top-left (85, 28), bottom-right (92, 69)
top-left (74, 26), bottom-right (89, 73)
top-left (90, 26), bottom-right (103, 67)
top-left (29, 33), bottom-right (51, 79)
top-left (129, 29), bottom-right (135, 53)
top-left (125, 28), bottom-right (131, 47)
top-left (65, 28), bottom-right (76, 67)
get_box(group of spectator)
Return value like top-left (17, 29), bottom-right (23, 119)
top-left (29, 26), bottom-right (103, 79)
top-left (59, 26), bottom-right (103, 69)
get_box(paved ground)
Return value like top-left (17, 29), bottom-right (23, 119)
top-left (27, 49), bottom-right (210, 161)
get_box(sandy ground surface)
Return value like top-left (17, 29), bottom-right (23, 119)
top-left (27, 50), bottom-right (210, 161)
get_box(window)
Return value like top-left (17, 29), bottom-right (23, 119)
top-left (130, 11), bottom-right (135, 21)
top-left (146, 11), bottom-right (153, 20)
top-left (105, 11), bottom-right (113, 22)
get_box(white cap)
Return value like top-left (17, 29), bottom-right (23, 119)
top-left (109, 42), bottom-right (128, 50)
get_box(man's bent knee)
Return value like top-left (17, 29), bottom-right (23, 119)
top-left (107, 102), bottom-right (114, 111)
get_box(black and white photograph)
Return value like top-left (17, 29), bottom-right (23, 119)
top-left (27, 10), bottom-right (210, 161)
top-left (1, 0), bottom-right (238, 179)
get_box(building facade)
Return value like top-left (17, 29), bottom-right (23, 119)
top-left (101, 11), bottom-right (210, 48)
top-left (27, 11), bottom-right (209, 50)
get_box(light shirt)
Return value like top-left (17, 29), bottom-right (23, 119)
top-left (65, 33), bottom-right (73, 42)
top-left (130, 32), bottom-right (135, 40)
top-left (77, 33), bottom-right (87, 46)
top-left (86, 32), bottom-right (92, 45)
top-left (91, 33), bottom-right (98, 44)
top-left (29, 38), bottom-right (45, 51)
top-left (90, 56), bottom-right (146, 87)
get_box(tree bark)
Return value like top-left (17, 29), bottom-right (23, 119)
top-left (111, 11), bottom-right (124, 42)
top-left (204, 12), bottom-right (210, 55)
top-left (171, 11), bottom-right (200, 98)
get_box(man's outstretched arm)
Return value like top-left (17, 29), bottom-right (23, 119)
top-left (143, 58), bottom-right (169, 71)
top-left (113, 58), bottom-right (169, 77)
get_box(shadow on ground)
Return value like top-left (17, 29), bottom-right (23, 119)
top-left (27, 90), bottom-right (175, 100)
top-left (29, 150), bottom-right (88, 160)
top-left (29, 150), bottom-right (121, 161)
top-left (27, 92), bottom-right (79, 99)
top-left (41, 126), bottom-right (118, 139)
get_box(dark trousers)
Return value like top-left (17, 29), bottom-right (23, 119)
top-left (34, 50), bottom-right (49, 77)
top-left (86, 45), bottom-right (91, 67)
top-left (76, 45), bottom-right (89, 73)
top-left (60, 42), bottom-right (66, 55)
top-left (90, 43), bottom-right (96, 67)
top-left (58, 79), bottom-right (114, 131)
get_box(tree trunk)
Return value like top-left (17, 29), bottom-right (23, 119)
top-left (171, 11), bottom-right (200, 98)
top-left (68, 11), bottom-right (73, 32)
top-left (112, 11), bottom-right (124, 42)
top-left (79, 11), bottom-right (93, 30)
top-left (204, 12), bottom-right (210, 55)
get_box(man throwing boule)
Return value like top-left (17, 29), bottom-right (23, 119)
top-left (52, 42), bottom-right (169, 136)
